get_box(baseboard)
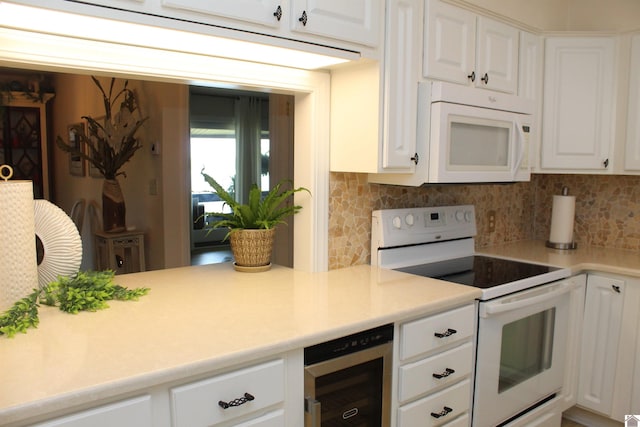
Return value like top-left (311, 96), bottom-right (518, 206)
top-left (563, 406), bottom-right (624, 426)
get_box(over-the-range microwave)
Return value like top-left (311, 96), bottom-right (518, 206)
top-left (369, 81), bottom-right (535, 186)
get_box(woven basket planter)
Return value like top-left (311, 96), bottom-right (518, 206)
top-left (229, 228), bottom-right (276, 271)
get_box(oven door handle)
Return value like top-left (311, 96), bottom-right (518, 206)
top-left (480, 281), bottom-right (574, 317)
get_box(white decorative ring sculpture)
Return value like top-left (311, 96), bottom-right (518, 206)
top-left (34, 200), bottom-right (82, 288)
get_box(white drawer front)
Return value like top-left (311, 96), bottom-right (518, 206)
top-left (171, 359), bottom-right (284, 427)
top-left (398, 379), bottom-right (471, 427)
top-left (234, 409), bottom-right (285, 427)
top-left (33, 396), bottom-right (152, 427)
top-left (441, 413), bottom-right (470, 427)
top-left (399, 342), bottom-right (473, 403)
top-left (400, 305), bottom-right (475, 361)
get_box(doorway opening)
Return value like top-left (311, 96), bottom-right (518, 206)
top-left (189, 87), bottom-right (295, 267)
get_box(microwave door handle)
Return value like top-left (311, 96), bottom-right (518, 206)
top-left (480, 281), bottom-right (574, 317)
top-left (512, 123), bottom-right (526, 178)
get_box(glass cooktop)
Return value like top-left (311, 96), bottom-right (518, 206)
top-left (395, 255), bottom-right (559, 289)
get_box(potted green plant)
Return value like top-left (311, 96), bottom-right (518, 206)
top-left (201, 171), bottom-right (309, 271)
top-left (56, 77), bottom-right (148, 233)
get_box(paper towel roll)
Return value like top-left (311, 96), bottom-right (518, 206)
top-left (0, 180), bottom-right (38, 311)
top-left (549, 194), bottom-right (576, 245)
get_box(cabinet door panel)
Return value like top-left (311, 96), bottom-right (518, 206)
top-left (161, 0), bottom-right (282, 28)
top-left (382, 0), bottom-right (421, 171)
top-left (541, 37), bottom-right (615, 170)
top-left (290, 0), bottom-right (381, 47)
top-left (577, 275), bottom-right (624, 416)
top-left (625, 34), bottom-right (640, 170)
top-left (476, 17), bottom-right (519, 93)
top-left (423, 0), bottom-right (475, 85)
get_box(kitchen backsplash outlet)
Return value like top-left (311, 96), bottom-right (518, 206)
top-left (328, 172), bottom-right (640, 270)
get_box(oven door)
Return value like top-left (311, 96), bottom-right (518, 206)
top-left (473, 279), bottom-right (574, 427)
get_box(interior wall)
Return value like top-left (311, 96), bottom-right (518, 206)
top-left (51, 74), bottom-right (175, 271)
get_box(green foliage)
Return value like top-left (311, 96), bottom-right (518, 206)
top-left (0, 271), bottom-right (149, 338)
top-left (201, 171), bottom-right (310, 237)
top-left (55, 77), bottom-right (148, 179)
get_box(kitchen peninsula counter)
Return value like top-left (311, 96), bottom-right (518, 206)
top-left (479, 239), bottom-right (640, 278)
top-left (0, 263), bottom-right (481, 426)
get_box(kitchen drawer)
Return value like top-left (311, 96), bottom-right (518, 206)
top-left (397, 379), bottom-right (471, 427)
top-left (398, 342), bottom-right (473, 403)
top-left (441, 413), bottom-right (470, 427)
top-left (400, 304), bottom-right (475, 361)
top-left (171, 359), bottom-right (284, 427)
top-left (33, 395), bottom-right (152, 427)
top-left (234, 409), bottom-right (285, 426)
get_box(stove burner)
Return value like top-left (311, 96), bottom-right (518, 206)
top-left (395, 255), bottom-right (559, 289)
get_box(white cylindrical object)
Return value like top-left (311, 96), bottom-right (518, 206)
top-left (549, 194), bottom-right (576, 244)
top-left (0, 180), bottom-right (38, 311)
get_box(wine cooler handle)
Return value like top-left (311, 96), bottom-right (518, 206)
top-left (305, 397), bottom-right (321, 427)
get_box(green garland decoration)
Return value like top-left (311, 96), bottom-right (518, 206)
top-left (0, 271), bottom-right (149, 338)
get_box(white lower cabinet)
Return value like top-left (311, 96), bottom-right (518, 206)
top-left (574, 273), bottom-right (640, 422)
top-left (396, 304), bottom-right (475, 427)
top-left (32, 396), bottom-right (152, 427)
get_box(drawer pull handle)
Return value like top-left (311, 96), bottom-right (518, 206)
top-left (431, 406), bottom-right (453, 418)
top-left (434, 328), bottom-right (457, 338)
top-left (433, 368), bottom-right (455, 379)
top-left (218, 392), bottom-right (254, 409)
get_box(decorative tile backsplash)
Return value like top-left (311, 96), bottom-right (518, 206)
top-left (328, 172), bottom-right (640, 270)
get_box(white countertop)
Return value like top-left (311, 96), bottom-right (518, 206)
top-left (0, 263), bottom-right (481, 425)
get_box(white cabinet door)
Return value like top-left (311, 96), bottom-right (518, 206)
top-left (518, 31), bottom-right (543, 170)
top-left (290, 0), bottom-right (381, 47)
top-left (561, 274), bottom-right (586, 411)
top-left (541, 37), bottom-right (615, 171)
top-left (475, 17), bottom-right (519, 93)
top-left (577, 275), bottom-right (625, 416)
top-left (423, 0), bottom-right (476, 86)
top-left (161, 0), bottom-right (283, 28)
top-left (625, 34), bottom-right (640, 170)
top-left (381, 0), bottom-right (421, 171)
top-left (424, 1), bottom-right (518, 94)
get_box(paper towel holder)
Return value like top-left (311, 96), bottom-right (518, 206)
top-left (546, 186), bottom-right (577, 250)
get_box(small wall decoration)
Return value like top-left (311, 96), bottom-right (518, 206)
top-left (67, 123), bottom-right (85, 177)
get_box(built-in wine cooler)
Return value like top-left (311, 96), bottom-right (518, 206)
top-left (304, 324), bottom-right (393, 427)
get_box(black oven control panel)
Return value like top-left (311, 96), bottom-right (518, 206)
top-left (304, 323), bottom-right (394, 365)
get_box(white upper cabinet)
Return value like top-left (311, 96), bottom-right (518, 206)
top-left (331, 0), bottom-right (421, 174)
top-left (424, 0), bottom-right (519, 94)
top-left (161, 0), bottom-right (284, 28)
top-left (423, 0), bottom-right (476, 86)
top-left (475, 17), bottom-right (519, 93)
top-left (290, 0), bottom-right (382, 47)
top-left (519, 31), bottom-right (543, 169)
top-left (625, 34), bottom-right (640, 171)
top-left (541, 37), bottom-right (616, 171)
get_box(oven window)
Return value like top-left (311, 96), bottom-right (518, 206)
top-left (315, 358), bottom-right (384, 426)
top-left (498, 308), bottom-right (555, 393)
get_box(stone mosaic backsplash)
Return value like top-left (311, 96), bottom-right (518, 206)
top-left (328, 172), bottom-right (640, 270)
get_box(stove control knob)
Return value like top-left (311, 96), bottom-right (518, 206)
top-left (405, 214), bottom-right (415, 226)
top-left (464, 211), bottom-right (473, 222)
top-left (455, 210), bottom-right (465, 222)
top-left (392, 216), bottom-right (402, 229)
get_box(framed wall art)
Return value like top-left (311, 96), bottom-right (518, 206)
top-left (67, 122), bottom-right (85, 177)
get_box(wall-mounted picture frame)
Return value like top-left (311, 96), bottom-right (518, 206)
top-left (67, 123), bottom-right (85, 177)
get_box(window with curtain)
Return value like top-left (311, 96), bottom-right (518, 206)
top-left (189, 88), bottom-right (269, 248)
